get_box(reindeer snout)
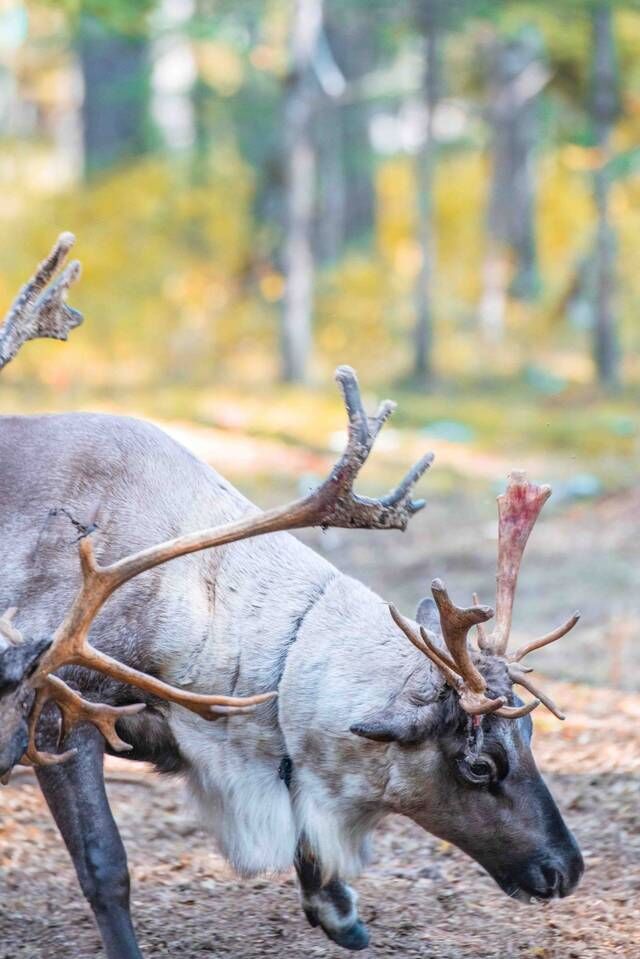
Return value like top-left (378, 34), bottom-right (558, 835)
top-left (519, 844), bottom-right (584, 901)
top-left (559, 841), bottom-right (585, 897)
top-left (540, 864), bottom-right (571, 898)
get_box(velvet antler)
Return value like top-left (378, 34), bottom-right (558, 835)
top-left (389, 472), bottom-right (579, 723)
top-left (0, 233), bottom-right (83, 371)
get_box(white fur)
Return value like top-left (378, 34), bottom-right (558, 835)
top-left (301, 884), bottom-right (359, 934)
top-left (174, 711), bottom-right (298, 875)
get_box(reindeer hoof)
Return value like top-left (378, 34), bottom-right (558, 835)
top-left (325, 918), bottom-right (370, 951)
top-left (301, 879), bottom-right (370, 951)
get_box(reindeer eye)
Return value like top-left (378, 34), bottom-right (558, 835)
top-left (459, 754), bottom-right (499, 786)
top-left (469, 758), bottom-right (494, 778)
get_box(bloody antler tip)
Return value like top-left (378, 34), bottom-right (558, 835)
top-left (507, 469), bottom-right (527, 484)
top-left (503, 470), bottom-right (552, 502)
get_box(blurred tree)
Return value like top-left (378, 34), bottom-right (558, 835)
top-left (479, 27), bottom-right (548, 342)
top-left (281, 0), bottom-right (323, 383)
top-left (321, 2), bottom-right (377, 253)
top-left (589, 1), bottom-right (620, 388)
top-left (8, 0), bottom-right (640, 392)
top-left (78, 13), bottom-right (151, 177)
top-left (412, 0), bottom-right (443, 387)
top-left (313, 15), bottom-right (346, 265)
top-left (191, 1), bottom-right (213, 188)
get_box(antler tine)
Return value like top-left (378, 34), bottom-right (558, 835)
top-left (24, 677), bottom-right (147, 766)
top-left (389, 604), bottom-right (506, 718)
top-left (511, 611), bottom-right (581, 664)
top-left (495, 698), bottom-right (540, 719)
top-left (0, 233), bottom-right (83, 371)
top-left (31, 259), bottom-right (83, 341)
top-left (0, 608), bottom-right (22, 646)
top-left (326, 366), bottom-right (433, 529)
top-left (10, 232), bottom-right (75, 313)
top-left (507, 664), bottom-right (565, 720)
top-left (430, 580), bottom-right (493, 694)
top-left (24, 685), bottom-right (77, 767)
top-left (389, 605), bottom-right (461, 688)
top-left (472, 592), bottom-right (489, 650)
top-left (46, 676), bottom-right (146, 752)
top-left (489, 471), bottom-right (551, 656)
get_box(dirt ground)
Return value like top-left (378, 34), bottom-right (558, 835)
top-left (0, 679), bottom-right (638, 959)
top-left (0, 417), bottom-right (638, 958)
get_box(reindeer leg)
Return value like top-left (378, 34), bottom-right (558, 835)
top-left (295, 845), bottom-right (369, 951)
top-left (35, 719), bottom-right (143, 959)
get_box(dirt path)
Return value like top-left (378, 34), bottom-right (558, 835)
top-left (0, 680), bottom-right (638, 959)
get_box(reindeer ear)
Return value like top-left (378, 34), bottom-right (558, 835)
top-left (416, 596), bottom-right (441, 634)
top-left (350, 701), bottom-right (438, 745)
top-left (0, 637), bottom-right (52, 694)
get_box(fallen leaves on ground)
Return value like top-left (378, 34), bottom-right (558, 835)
top-left (0, 679), bottom-right (638, 958)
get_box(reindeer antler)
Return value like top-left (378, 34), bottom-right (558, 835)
top-left (483, 471), bottom-right (551, 655)
top-left (0, 233), bottom-right (83, 371)
top-left (34, 367), bottom-right (432, 694)
top-left (326, 367), bottom-right (432, 530)
top-left (22, 677), bottom-right (147, 767)
top-left (480, 471), bottom-right (580, 719)
top-left (389, 471), bottom-right (579, 723)
top-left (16, 366), bottom-right (432, 763)
top-left (390, 585), bottom-right (539, 720)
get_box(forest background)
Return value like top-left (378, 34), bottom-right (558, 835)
top-left (0, 0), bottom-right (639, 689)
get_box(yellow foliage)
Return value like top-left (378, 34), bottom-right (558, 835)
top-left (317, 255), bottom-right (398, 382)
top-left (0, 150), bottom-right (271, 388)
top-left (2, 128), bottom-right (640, 394)
top-left (195, 41), bottom-right (245, 97)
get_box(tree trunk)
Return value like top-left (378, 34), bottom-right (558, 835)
top-left (590, 3), bottom-right (620, 389)
top-left (315, 98), bottom-right (346, 264)
top-left (324, 4), bottom-right (377, 250)
top-left (281, 0), bottom-right (322, 384)
top-left (413, 0), bottom-right (440, 385)
top-left (78, 15), bottom-right (150, 178)
top-left (480, 29), bottom-right (547, 341)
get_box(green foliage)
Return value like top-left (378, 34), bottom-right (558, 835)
top-left (33, 0), bottom-right (155, 34)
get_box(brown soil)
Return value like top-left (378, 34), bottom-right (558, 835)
top-left (0, 679), bottom-right (638, 959)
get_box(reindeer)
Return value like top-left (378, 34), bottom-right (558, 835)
top-left (0, 236), bottom-right (583, 957)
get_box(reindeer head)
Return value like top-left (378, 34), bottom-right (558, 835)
top-left (352, 472), bottom-right (583, 902)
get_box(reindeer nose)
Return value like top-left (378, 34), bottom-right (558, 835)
top-left (540, 865), bottom-right (563, 896)
top-left (537, 848), bottom-right (584, 899)
top-left (562, 844), bottom-right (585, 896)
